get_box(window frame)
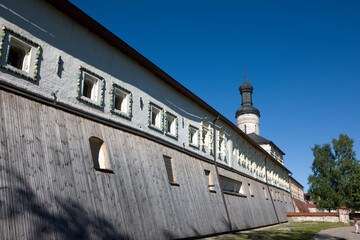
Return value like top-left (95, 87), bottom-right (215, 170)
top-left (263, 187), bottom-right (269, 200)
top-left (248, 183), bottom-right (254, 197)
top-left (0, 26), bottom-right (41, 82)
top-left (188, 125), bottom-right (200, 149)
top-left (89, 137), bottom-right (113, 174)
top-left (204, 170), bottom-right (216, 193)
top-left (163, 155), bottom-right (179, 186)
top-left (164, 111), bottom-right (178, 140)
top-left (148, 102), bottom-right (164, 133)
top-left (110, 83), bottom-right (132, 120)
top-left (76, 66), bottom-right (105, 109)
top-left (219, 175), bottom-right (246, 197)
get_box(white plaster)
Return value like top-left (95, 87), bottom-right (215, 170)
top-left (0, 0), bottom-right (290, 191)
top-left (237, 113), bottom-right (259, 135)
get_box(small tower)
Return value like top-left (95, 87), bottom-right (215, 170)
top-left (235, 70), bottom-right (260, 135)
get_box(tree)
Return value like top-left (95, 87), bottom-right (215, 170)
top-left (308, 134), bottom-right (360, 211)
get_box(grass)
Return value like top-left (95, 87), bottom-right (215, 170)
top-left (222, 222), bottom-right (349, 240)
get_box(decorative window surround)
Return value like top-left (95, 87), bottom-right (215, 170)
top-left (110, 83), bottom-right (132, 120)
top-left (188, 125), bottom-right (200, 149)
top-left (164, 111), bottom-right (178, 140)
top-left (148, 102), bottom-right (164, 133)
top-left (76, 66), bottom-right (105, 109)
top-left (201, 121), bottom-right (213, 154)
top-left (217, 131), bottom-right (226, 160)
top-left (0, 26), bottom-right (41, 82)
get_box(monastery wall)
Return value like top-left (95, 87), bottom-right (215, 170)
top-left (0, 0), bottom-right (294, 238)
top-left (0, 89), bottom-right (293, 239)
top-left (0, 0), bottom-right (290, 191)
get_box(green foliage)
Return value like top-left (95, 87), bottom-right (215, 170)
top-left (308, 134), bottom-right (360, 211)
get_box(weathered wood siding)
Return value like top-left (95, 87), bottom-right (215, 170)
top-left (0, 90), bottom-right (293, 239)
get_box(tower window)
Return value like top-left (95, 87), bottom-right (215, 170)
top-left (148, 102), bottom-right (163, 132)
top-left (189, 125), bottom-right (199, 148)
top-left (110, 83), bottom-right (132, 120)
top-left (163, 155), bottom-right (178, 186)
top-left (165, 111), bottom-right (178, 139)
top-left (89, 137), bottom-right (113, 173)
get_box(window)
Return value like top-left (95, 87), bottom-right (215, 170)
top-left (188, 125), bottom-right (199, 149)
top-left (89, 137), bottom-right (113, 173)
top-left (218, 131), bottom-right (226, 160)
top-left (163, 155), bottom-right (178, 186)
top-left (204, 170), bottom-right (216, 192)
top-left (201, 121), bottom-right (212, 154)
top-left (165, 111), bottom-right (178, 139)
top-left (248, 183), bottom-right (254, 197)
top-left (83, 73), bottom-right (99, 101)
top-left (7, 37), bottom-right (31, 72)
top-left (219, 175), bottom-right (245, 196)
top-left (263, 187), bottom-right (268, 200)
top-left (110, 83), bottom-right (132, 120)
top-left (0, 26), bottom-right (41, 82)
top-left (148, 102), bottom-right (163, 132)
top-left (76, 66), bottom-right (105, 109)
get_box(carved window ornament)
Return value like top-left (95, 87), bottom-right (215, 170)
top-left (201, 121), bottom-right (212, 154)
top-left (110, 83), bottom-right (132, 120)
top-left (217, 130), bottom-right (226, 160)
top-left (0, 26), bottom-right (41, 82)
top-left (76, 66), bottom-right (105, 109)
top-left (148, 102), bottom-right (164, 133)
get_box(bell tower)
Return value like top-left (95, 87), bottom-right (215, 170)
top-left (235, 70), bottom-right (260, 135)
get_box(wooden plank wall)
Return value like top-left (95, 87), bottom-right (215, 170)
top-left (0, 89), bottom-right (293, 240)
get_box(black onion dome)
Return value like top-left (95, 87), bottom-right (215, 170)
top-left (239, 79), bottom-right (253, 93)
top-left (235, 79), bottom-right (260, 118)
top-left (235, 105), bottom-right (260, 118)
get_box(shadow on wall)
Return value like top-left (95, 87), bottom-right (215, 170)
top-left (0, 165), bottom-right (130, 240)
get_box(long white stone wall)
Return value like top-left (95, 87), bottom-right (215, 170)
top-left (0, 0), bottom-right (289, 191)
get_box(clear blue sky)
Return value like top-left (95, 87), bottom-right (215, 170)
top-left (70, 0), bottom-right (360, 192)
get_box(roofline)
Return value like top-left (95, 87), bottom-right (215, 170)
top-left (290, 176), bottom-right (304, 189)
top-left (44, 0), bottom-right (291, 174)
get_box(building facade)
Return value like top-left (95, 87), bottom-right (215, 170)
top-left (0, 0), bottom-right (294, 239)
